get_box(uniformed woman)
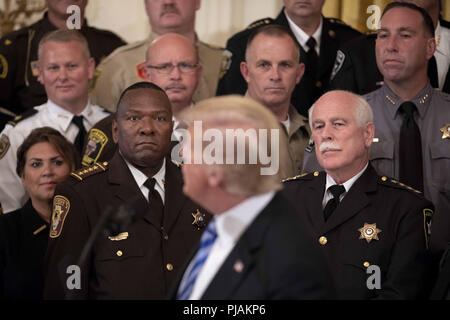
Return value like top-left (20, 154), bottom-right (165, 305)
top-left (0, 127), bottom-right (77, 299)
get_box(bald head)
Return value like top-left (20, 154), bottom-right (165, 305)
top-left (146, 33), bottom-right (202, 115)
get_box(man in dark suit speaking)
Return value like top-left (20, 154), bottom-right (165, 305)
top-left (170, 95), bottom-right (332, 300)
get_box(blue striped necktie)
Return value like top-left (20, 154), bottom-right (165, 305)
top-left (177, 220), bottom-right (217, 300)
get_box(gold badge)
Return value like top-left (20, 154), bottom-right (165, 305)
top-left (50, 196), bottom-right (70, 238)
top-left (358, 223), bottom-right (382, 243)
top-left (423, 208), bottom-right (433, 250)
top-left (192, 209), bottom-right (207, 230)
top-left (108, 232), bottom-right (129, 241)
top-left (440, 124), bottom-right (450, 140)
top-left (0, 134), bottom-right (10, 160)
top-left (82, 128), bottom-right (108, 167)
top-left (0, 54), bottom-right (8, 79)
top-left (30, 60), bottom-right (39, 77)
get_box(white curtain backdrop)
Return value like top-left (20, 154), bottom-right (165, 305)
top-left (84, 0), bottom-right (284, 47)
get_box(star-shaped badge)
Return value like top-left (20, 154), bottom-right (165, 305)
top-left (440, 124), bottom-right (450, 140)
top-left (358, 223), bottom-right (382, 243)
top-left (191, 209), bottom-right (206, 230)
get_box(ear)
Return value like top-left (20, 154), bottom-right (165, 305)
top-left (426, 37), bottom-right (436, 60)
top-left (296, 62), bottom-right (305, 84)
top-left (240, 61), bottom-right (250, 83)
top-left (87, 57), bottom-right (95, 80)
top-left (363, 122), bottom-right (375, 148)
top-left (112, 118), bottom-right (119, 143)
top-left (206, 165), bottom-right (224, 188)
top-left (37, 65), bottom-right (43, 84)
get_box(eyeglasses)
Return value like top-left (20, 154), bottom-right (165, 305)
top-left (146, 62), bottom-right (199, 74)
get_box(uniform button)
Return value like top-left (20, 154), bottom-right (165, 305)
top-left (116, 250), bottom-right (123, 257)
top-left (164, 235), bottom-right (169, 240)
top-left (319, 236), bottom-right (328, 245)
top-left (381, 176), bottom-right (387, 182)
top-left (314, 171), bottom-right (319, 177)
top-left (166, 263), bottom-right (174, 271)
top-left (315, 81), bottom-right (322, 88)
top-left (363, 261), bottom-right (370, 268)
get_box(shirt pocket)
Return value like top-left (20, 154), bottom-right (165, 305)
top-left (369, 140), bottom-right (395, 177)
top-left (95, 238), bottom-right (144, 262)
top-left (429, 140), bottom-right (450, 194)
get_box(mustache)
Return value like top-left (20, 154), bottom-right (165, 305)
top-left (319, 141), bottom-right (342, 152)
top-left (161, 4), bottom-right (181, 17)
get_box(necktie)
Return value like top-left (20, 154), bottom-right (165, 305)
top-left (399, 102), bottom-right (424, 192)
top-left (306, 37), bottom-right (319, 77)
top-left (428, 56), bottom-right (439, 88)
top-left (177, 220), bottom-right (217, 300)
top-left (323, 185), bottom-right (346, 221)
top-left (144, 178), bottom-right (164, 227)
top-left (71, 115), bottom-right (86, 155)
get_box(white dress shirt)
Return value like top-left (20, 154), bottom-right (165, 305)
top-left (435, 21), bottom-right (450, 90)
top-left (0, 100), bottom-right (109, 213)
top-left (322, 163), bottom-right (368, 209)
top-left (185, 191), bottom-right (275, 300)
top-left (285, 8), bottom-right (323, 55)
top-left (123, 157), bottom-right (165, 203)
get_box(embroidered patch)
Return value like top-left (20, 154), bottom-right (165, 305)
top-left (82, 128), bottom-right (108, 167)
top-left (0, 134), bottom-right (10, 159)
top-left (136, 61), bottom-right (147, 80)
top-left (0, 54), bottom-right (8, 79)
top-left (330, 50), bottom-right (345, 81)
top-left (50, 196), bottom-right (70, 238)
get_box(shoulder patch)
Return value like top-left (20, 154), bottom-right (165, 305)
top-left (330, 49), bottom-right (345, 81)
top-left (248, 18), bottom-right (273, 30)
top-left (71, 161), bottom-right (109, 181)
top-left (82, 129), bottom-right (109, 167)
top-left (282, 172), bottom-right (311, 182)
top-left (0, 54), bottom-right (8, 79)
top-left (378, 176), bottom-right (423, 195)
top-left (50, 195), bottom-right (70, 238)
top-left (0, 134), bottom-right (10, 159)
top-left (7, 108), bottom-right (38, 127)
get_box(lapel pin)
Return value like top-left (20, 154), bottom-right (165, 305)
top-left (233, 260), bottom-right (244, 273)
top-left (358, 223), bottom-right (382, 243)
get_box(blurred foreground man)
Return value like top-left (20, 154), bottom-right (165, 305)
top-left (283, 90), bottom-right (433, 299)
top-left (170, 95), bottom-right (333, 300)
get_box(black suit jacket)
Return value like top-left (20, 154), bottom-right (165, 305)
top-left (216, 9), bottom-right (361, 116)
top-left (44, 152), bottom-right (210, 299)
top-left (169, 192), bottom-right (334, 300)
top-left (282, 164), bottom-right (434, 299)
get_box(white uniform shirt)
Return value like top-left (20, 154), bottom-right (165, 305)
top-left (435, 21), bottom-right (450, 90)
top-left (285, 9), bottom-right (323, 55)
top-left (0, 100), bottom-right (109, 213)
top-left (185, 191), bottom-right (275, 300)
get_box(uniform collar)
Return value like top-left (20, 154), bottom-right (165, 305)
top-left (380, 82), bottom-right (433, 120)
top-left (20, 200), bottom-right (49, 237)
top-left (284, 9), bottom-right (323, 54)
top-left (46, 99), bottom-right (95, 132)
top-left (123, 155), bottom-right (166, 193)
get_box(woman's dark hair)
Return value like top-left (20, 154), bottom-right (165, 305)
top-left (16, 127), bottom-right (78, 177)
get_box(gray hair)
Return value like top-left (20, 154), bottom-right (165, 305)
top-left (308, 91), bottom-right (373, 128)
top-left (38, 29), bottom-right (91, 63)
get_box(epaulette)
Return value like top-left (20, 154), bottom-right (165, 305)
top-left (70, 161), bottom-right (109, 181)
top-left (6, 108), bottom-right (38, 127)
top-left (282, 171), bottom-right (319, 183)
top-left (328, 17), bottom-right (351, 27)
top-left (378, 176), bottom-right (422, 196)
top-left (247, 17), bottom-right (273, 30)
top-left (0, 26), bottom-right (29, 46)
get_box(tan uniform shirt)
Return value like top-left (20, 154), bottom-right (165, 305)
top-left (90, 32), bottom-right (224, 112)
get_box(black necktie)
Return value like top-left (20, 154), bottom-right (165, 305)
top-left (144, 178), bottom-right (164, 227)
top-left (399, 102), bottom-right (423, 192)
top-left (72, 115), bottom-right (86, 155)
top-left (323, 185), bottom-right (346, 221)
top-left (306, 37), bottom-right (319, 77)
top-left (428, 56), bottom-right (439, 88)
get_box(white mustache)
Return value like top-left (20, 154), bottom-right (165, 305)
top-left (319, 141), bottom-right (342, 152)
